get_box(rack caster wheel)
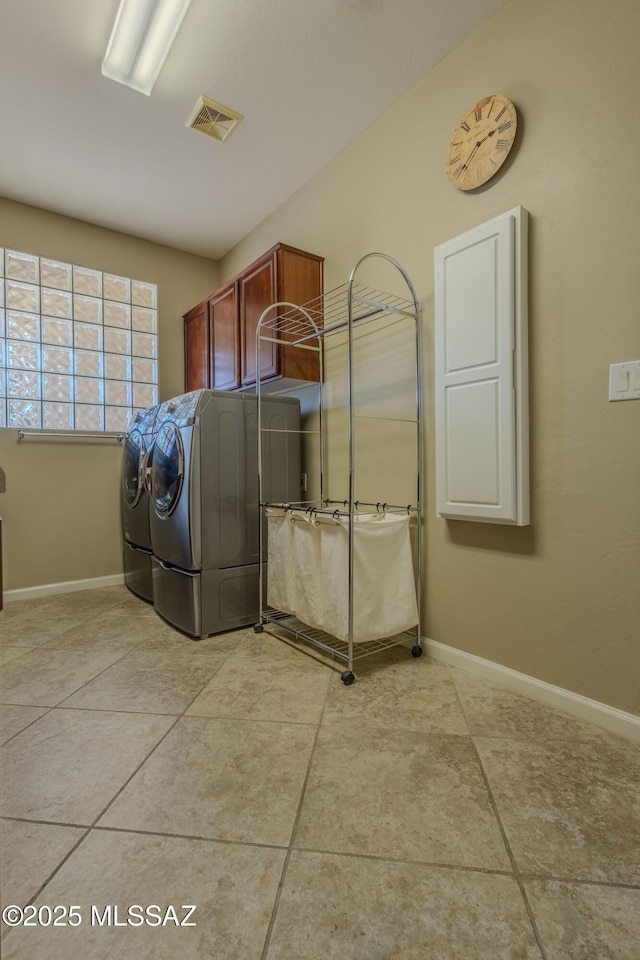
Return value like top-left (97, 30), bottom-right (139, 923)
top-left (341, 671), bottom-right (355, 686)
top-left (411, 645), bottom-right (423, 658)
top-left (254, 623), bottom-right (264, 634)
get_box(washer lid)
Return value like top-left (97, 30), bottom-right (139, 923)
top-left (156, 390), bottom-right (202, 428)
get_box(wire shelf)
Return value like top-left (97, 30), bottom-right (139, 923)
top-left (260, 610), bottom-right (419, 666)
top-left (256, 281), bottom-right (418, 345)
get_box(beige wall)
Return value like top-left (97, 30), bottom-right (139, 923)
top-left (0, 198), bottom-right (218, 591)
top-left (220, 0), bottom-right (640, 714)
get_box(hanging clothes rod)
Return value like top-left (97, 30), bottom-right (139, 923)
top-left (17, 430), bottom-right (125, 443)
top-left (324, 498), bottom-right (417, 513)
top-left (264, 502), bottom-right (350, 517)
top-left (264, 501), bottom-right (417, 517)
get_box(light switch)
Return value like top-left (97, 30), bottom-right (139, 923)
top-left (609, 360), bottom-right (640, 401)
top-left (616, 369), bottom-right (629, 392)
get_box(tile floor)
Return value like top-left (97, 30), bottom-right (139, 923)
top-left (1, 585), bottom-right (639, 959)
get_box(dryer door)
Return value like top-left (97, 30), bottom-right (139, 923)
top-left (122, 429), bottom-right (146, 508)
top-left (151, 421), bottom-right (184, 518)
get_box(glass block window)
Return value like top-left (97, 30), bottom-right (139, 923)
top-left (0, 247), bottom-right (158, 431)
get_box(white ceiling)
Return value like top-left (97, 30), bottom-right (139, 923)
top-left (0, 0), bottom-right (507, 260)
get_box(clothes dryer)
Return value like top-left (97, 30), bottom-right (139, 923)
top-left (121, 404), bottom-right (159, 602)
top-left (149, 389), bottom-right (300, 637)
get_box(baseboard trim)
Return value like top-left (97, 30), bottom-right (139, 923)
top-left (425, 637), bottom-right (640, 745)
top-left (4, 574), bottom-right (125, 604)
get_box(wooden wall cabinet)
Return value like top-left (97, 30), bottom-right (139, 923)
top-left (183, 301), bottom-right (209, 393)
top-left (184, 243), bottom-right (323, 393)
top-left (210, 283), bottom-right (239, 391)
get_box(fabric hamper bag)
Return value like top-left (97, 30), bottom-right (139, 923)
top-left (267, 510), bottom-right (418, 643)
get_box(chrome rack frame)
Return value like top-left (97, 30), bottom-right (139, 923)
top-left (255, 253), bottom-right (423, 684)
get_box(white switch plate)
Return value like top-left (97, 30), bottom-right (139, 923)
top-left (609, 360), bottom-right (640, 401)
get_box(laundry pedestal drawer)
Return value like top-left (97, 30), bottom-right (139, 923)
top-left (152, 558), bottom-right (259, 638)
top-left (123, 541), bottom-right (154, 603)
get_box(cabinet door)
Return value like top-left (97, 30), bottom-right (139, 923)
top-left (210, 284), bottom-right (239, 391)
top-left (240, 255), bottom-right (278, 387)
top-left (183, 302), bottom-right (209, 392)
top-left (277, 247), bottom-right (323, 382)
top-left (434, 206), bottom-right (529, 525)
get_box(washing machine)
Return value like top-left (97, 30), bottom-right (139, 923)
top-left (149, 389), bottom-right (300, 637)
top-left (121, 404), bottom-right (159, 602)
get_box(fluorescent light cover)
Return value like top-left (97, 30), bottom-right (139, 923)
top-left (102, 0), bottom-right (193, 95)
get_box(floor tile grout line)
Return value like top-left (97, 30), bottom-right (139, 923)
top-left (0, 815), bottom-right (287, 854)
top-left (277, 845), bottom-right (519, 878)
top-left (1, 815), bottom-right (97, 830)
top-left (84, 703), bottom-right (198, 831)
top-left (51, 653), bottom-right (230, 718)
top-left (37, 628), bottom-right (251, 658)
top-left (259, 648), bottom-right (334, 960)
top-left (16, 704), bottom-right (184, 719)
top-left (80, 635), bottom-right (262, 832)
top-left (3, 593), bottom-right (198, 648)
top-left (0, 598), bottom-right (131, 898)
top-left (5, 593), bottom-right (636, 953)
top-left (87, 823), bottom-right (291, 853)
top-left (3, 711), bottom-right (184, 902)
top-left (0, 620), bottom-right (331, 954)
top-left (469, 732), bottom-right (549, 960)
top-left (172, 655), bottom-right (246, 717)
top-left (184, 713), bottom-right (319, 726)
top-left (179, 713), bottom-right (319, 727)
top-left (0, 705), bottom-right (58, 747)
top-left (83, 646), bottom-right (214, 828)
top-left (0, 644), bottom-right (41, 653)
top-left (461, 731), bottom-right (640, 749)
top-left (512, 874), bottom-right (640, 892)
top-left (1, 630), bottom-right (248, 720)
top-left (2, 600), bottom-right (142, 645)
top-left (5, 812), bottom-right (640, 893)
top-left (449, 670), bottom-right (548, 959)
top-left (46, 650), bottom-right (135, 708)
top-left (16, 827), bottom-right (92, 912)
top-left (448, 668), bottom-right (640, 750)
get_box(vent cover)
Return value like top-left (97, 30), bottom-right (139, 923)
top-left (187, 96), bottom-right (243, 143)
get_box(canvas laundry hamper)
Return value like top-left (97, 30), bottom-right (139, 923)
top-left (267, 510), bottom-right (418, 643)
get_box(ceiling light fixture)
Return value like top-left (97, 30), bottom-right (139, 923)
top-left (101, 0), bottom-right (193, 96)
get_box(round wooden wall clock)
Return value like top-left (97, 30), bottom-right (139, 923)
top-left (446, 94), bottom-right (517, 191)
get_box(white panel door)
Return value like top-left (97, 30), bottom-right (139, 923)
top-left (434, 207), bottom-right (529, 524)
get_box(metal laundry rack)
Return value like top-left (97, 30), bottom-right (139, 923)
top-left (254, 252), bottom-right (423, 683)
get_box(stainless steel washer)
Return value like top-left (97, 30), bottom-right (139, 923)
top-left (121, 405), bottom-right (159, 602)
top-left (149, 389), bottom-right (300, 637)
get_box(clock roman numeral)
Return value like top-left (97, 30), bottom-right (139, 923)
top-left (461, 121), bottom-right (471, 132)
top-left (498, 120), bottom-right (512, 133)
top-left (454, 164), bottom-right (464, 179)
top-left (474, 105), bottom-right (482, 122)
top-left (487, 98), bottom-right (495, 117)
top-left (449, 154), bottom-right (461, 165)
top-left (494, 105), bottom-right (507, 121)
top-left (496, 139), bottom-right (511, 150)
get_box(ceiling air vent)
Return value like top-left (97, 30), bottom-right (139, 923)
top-left (187, 96), bottom-right (243, 143)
